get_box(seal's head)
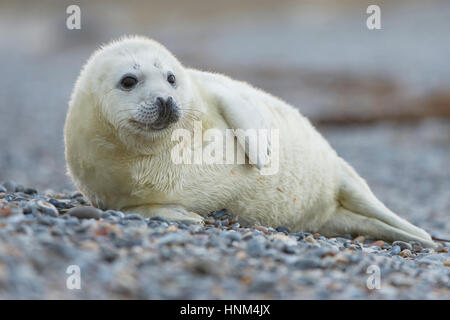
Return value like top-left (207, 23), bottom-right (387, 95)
top-left (71, 36), bottom-right (197, 142)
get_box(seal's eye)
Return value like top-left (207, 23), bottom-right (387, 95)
top-left (167, 72), bottom-right (176, 86)
top-left (119, 74), bottom-right (138, 90)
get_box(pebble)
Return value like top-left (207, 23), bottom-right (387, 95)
top-left (209, 209), bottom-right (228, 220)
top-left (24, 187), bottom-right (37, 195)
top-left (399, 249), bottom-right (412, 258)
top-left (276, 226), bottom-right (291, 234)
top-left (3, 181), bottom-right (16, 193)
top-left (247, 238), bottom-right (265, 257)
top-left (392, 241), bottom-right (413, 251)
top-left (0, 185), bottom-right (7, 193)
top-left (67, 206), bottom-right (100, 220)
top-left (370, 240), bottom-right (384, 248)
top-left (295, 257), bottom-right (323, 270)
top-left (124, 213), bottom-right (144, 221)
top-left (391, 245), bottom-right (402, 255)
top-left (35, 200), bottom-right (59, 217)
top-left (0, 184), bottom-right (449, 299)
top-left (224, 231), bottom-right (242, 242)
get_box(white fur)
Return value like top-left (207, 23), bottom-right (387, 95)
top-left (64, 36), bottom-right (436, 247)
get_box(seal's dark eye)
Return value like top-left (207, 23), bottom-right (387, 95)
top-left (167, 73), bottom-right (176, 86)
top-left (120, 75), bottom-right (138, 90)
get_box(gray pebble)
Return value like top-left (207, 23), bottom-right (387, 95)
top-left (295, 257), bottom-right (324, 270)
top-left (100, 211), bottom-right (111, 219)
top-left (70, 191), bottom-right (83, 198)
top-left (246, 238), bottom-right (265, 257)
top-left (107, 210), bottom-right (125, 219)
top-left (276, 226), bottom-right (291, 234)
top-left (224, 231), bottom-right (242, 242)
top-left (35, 200), bottom-right (59, 217)
top-left (24, 187), bottom-right (37, 195)
top-left (392, 241), bottom-right (413, 251)
top-left (0, 185), bottom-right (7, 193)
top-left (391, 245), bottom-right (401, 255)
top-left (3, 181), bottom-right (16, 193)
top-left (209, 209), bottom-right (228, 220)
top-left (124, 213), bottom-right (144, 221)
top-left (67, 206), bottom-right (100, 220)
top-left (158, 233), bottom-right (188, 246)
top-left (150, 216), bottom-right (170, 224)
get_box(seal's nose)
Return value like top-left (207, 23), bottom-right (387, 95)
top-left (154, 96), bottom-right (179, 127)
top-left (155, 96), bottom-right (175, 112)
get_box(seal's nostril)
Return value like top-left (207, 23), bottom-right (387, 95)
top-left (156, 96), bottom-right (165, 107)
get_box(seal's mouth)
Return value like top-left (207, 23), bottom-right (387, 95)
top-left (128, 119), bottom-right (171, 131)
top-left (129, 96), bottom-right (181, 132)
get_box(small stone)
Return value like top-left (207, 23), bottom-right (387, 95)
top-left (443, 260), bottom-right (450, 267)
top-left (24, 187), bottom-right (37, 195)
top-left (334, 253), bottom-right (349, 264)
top-left (370, 240), bottom-right (384, 248)
top-left (100, 211), bottom-right (111, 219)
top-left (392, 241), bottom-right (413, 251)
top-left (412, 243), bottom-right (423, 253)
top-left (313, 233), bottom-right (321, 238)
top-left (294, 257), bottom-right (323, 270)
top-left (209, 209), bottom-right (228, 220)
top-left (150, 216), bottom-right (170, 224)
top-left (276, 226), bottom-right (291, 234)
top-left (166, 225), bottom-right (178, 232)
top-left (391, 245), bottom-right (401, 255)
top-left (35, 200), bottom-right (59, 217)
top-left (305, 235), bottom-right (316, 243)
top-left (158, 233), bottom-right (187, 246)
top-left (236, 251), bottom-right (247, 260)
top-left (107, 210), bottom-right (125, 219)
top-left (3, 181), bottom-right (16, 193)
top-left (399, 249), bottom-right (412, 258)
top-left (353, 236), bottom-right (365, 243)
top-left (15, 184), bottom-right (25, 193)
top-left (70, 191), bottom-right (83, 199)
top-left (224, 230), bottom-right (242, 242)
top-left (247, 238), bottom-right (265, 257)
top-left (67, 206), bottom-right (100, 220)
top-left (253, 225), bottom-right (270, 234)
top-left (124, 213), bottom-right (144, 221)
top-left (0, 185), bottom-right (7, 193)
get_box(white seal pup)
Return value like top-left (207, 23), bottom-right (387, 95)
top-left (64, 36), bottom-right (436, 247)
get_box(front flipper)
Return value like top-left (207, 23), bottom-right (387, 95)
top-left (203, 73), bottom-right (272, 170)
top-left (122, 204), bottom-right (204, 225)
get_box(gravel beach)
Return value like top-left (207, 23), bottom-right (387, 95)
top-left (1, 120), bottom-right (449, 299)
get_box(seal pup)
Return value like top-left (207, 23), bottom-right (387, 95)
top-left (64, 36), bottom-right (436, 248)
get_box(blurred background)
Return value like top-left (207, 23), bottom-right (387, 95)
top-left (0, 0), bottom-right (449, 234)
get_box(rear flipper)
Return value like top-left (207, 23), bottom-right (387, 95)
top-left (322, 158), bottom-right (437, 248)
top-left (321, 207), bottom-right (437, 248)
